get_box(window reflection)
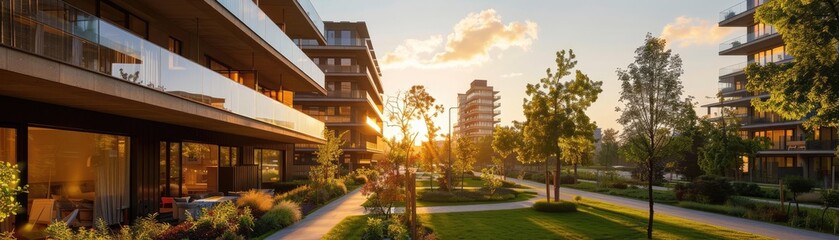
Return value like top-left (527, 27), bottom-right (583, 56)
top-left (27, 127), bottom-right (129, 226)
top-left (181, 142), bottom-right (218, 195)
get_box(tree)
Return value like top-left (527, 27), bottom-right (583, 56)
top-left (559, 135), bottom-right (595, 179)
top-left (616, 34), bottom-right (690, 239)
top-left (596, 128), bottom-right (621, 167)
top-left (522, 49), bottom-right (602, 202)
top-left (747, 0), bottom-right (839, 157)
top-left (360, 138), bottom-right (407, 218)
top-left (409, 86), bottom-right (444, 191)
top-left (698, 109), bottom-right (770, 178)
top-left (480, 164), bottom-right (503, 198)
top-left (0, 162), bottom-right (26, 222)
top-left (453, 136), bottom-right (477, 191)
top-left (309, 129), bottom-right (348, 205)
top-left (785, 176), bottom-right (815, 216)
top-left (493, 124), bottom-right (523, 180)
top-left (309, 129), bottom-right (348, 184)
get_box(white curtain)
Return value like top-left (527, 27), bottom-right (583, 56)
top-left (94, 136), bottom-right (130, 225)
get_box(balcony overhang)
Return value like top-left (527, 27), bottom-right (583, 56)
top-left (720, 34), bottom-right (783, 55)
top-left (135, 0), bottom-right (326, 95)
top-left (757, 150), bottom-right (837, 155)
top-left (302, 46), bottom-right (383, 94)
top-left (719, 9), bottom-right (755, 27)
top-left (701, 94), bottom-right (768, 108)
top-left (259, 0), bottom-right (327, 45)
top-left (0, 47), bottom-right (324, 144)
top-left (740, 121), bottom-right (803, 130)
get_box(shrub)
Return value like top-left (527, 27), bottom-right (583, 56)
top-left (727, 196), bottom-right (757, 209)
top-left (532, 200), bottom-right (577, 213)
top-left (129, 213), bottom-right (171, 239)
top-left (785, 175), bottom-right (815, 214)
top-left (237, 190), bottom-right (274, 216)
top-left (610, 182), bottom-right (628, 189)
top-left (361, 217), bottom-right (409, 240)
top-left (748, 205), bottom-right (788, 222)
top-left (255, 200), bottom-right (302, 236)
top-left (275, 185), bottom-right (311, 203)
top-left (480, 167), bottom-right (503, 197)
top-left (676, 175), bottom-right (733, 204)
top-left (732, 182), bottom-right (764, 198)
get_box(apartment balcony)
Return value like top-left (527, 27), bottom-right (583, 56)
top-left (719, 32), bottom-right (783, 55)
top-left (719, 0), bottom-right (765, 27)
top-left (493, 102), bottom-right (501, 109)
top-left (216, 0), bottom-right (325, 89)
top-left (295, 89), bottom-right (384, 121)
top-left (256, 0), bottom-right (326, 43)
top-left (315, 64), bottom-right (382, 103)
top-left (720, 62), bottom-right (749, 77)
top-left (0, 2), bottom-right (324, 140)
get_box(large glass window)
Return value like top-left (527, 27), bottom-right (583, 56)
top-left (27, 127), bottom-right (129, 226)
top-left (256, 149), bottom-right (282, 185)
top-left (182, 142), bottom-right (219, 195)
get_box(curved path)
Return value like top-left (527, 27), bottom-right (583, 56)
top-left (268, 176), bottom-right (838, 240)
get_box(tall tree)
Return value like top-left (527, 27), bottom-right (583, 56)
top-left (522, 49), bottom-right (603, 202)
top-left (596, 128), bottom-right (621, 166)
top-left (454, 136), bottom-right (477, 191)
top-left (493, 124), bottom-right (523, 180)
top-left (474, 136), bottom-right (495, 169)
top-left (616, 34), bottom-right (689, 239)
top-left (746, 0), bottom-right (839, 157)
top-left (385, 86), bottom-right (437, 238)
top-left (409, 86), bottom-right (444, 190)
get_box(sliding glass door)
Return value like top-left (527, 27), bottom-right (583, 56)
top-left (27, 127), bottom-right (129, 226)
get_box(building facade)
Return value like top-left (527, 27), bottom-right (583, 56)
top-left (454, 80), bottom-right (500, 141)
top-left (0, 0), bottom-right (332, 231)
top-left (290, 21), bottom-right (385, 179)
top-left (705, 0), bottom-right (838, 185)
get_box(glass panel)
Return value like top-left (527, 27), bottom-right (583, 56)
top-left (259, 149), bottom-right (281, 184)
top-left (220, 146), bottom-right (230, 167)
top-left (0, 1), bottom-right (325, 139)
top-left (0, 127), bottom-right (14, 230)
top-left (182, 142), bottom-right (218, 195)
top-left (169, 142), bottom-right (182, 197)
top-left (159, 142), bottom-right (167, 196)
top-left (215, 0), bottom-right (325, 87)
top-left (27, 127), bottom-right (129, 226)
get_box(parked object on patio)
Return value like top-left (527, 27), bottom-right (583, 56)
top-left (28, 199), bottom-right (57, 225)
top-left (60, 209), bottom-right (80, 227)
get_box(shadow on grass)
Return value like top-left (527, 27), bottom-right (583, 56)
top-left (420, 201), bottom-right (768, 240)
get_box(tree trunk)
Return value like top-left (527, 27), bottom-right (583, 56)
top-left (545, 159), bottom-right (551, 202)
top-left (647, 158), bottom-right (654, 239)
top-left (461, 172), bottom-right (465, 191)
top-left (574, 163), bottom-right (578, 180)
top-left (555, 152), bottom-right (562, 202)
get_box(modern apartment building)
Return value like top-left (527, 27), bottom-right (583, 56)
top-left (454, 80), bottom-right (500, 141)
top-left (290, 21), bottom-right (385, 179)
top-left (0, 0), bottom-right (331, 230)
top-left (705, 0), bottom-right (838, 185)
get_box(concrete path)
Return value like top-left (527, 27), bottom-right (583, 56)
top-left (267, 188), bottom-right (366, 240)
top-left (505, 176), bottom-right (839, 240)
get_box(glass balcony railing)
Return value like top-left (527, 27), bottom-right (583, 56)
top-left (319, 65), bottom-right (363, 74)
top-left (0, 0), bottom-right (324, 138)
top-left (719, 62), bottom-right (749, 76)
top-left (296, 0), bottom-right (325, 38)
top-left (720, 0), bottom-right (766, 22)
top-left (216, 0), bottom-right (325, 88)
top-left (719, 31), bottom-right (779, 52)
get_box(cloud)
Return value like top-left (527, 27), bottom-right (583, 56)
top-left (500, 72), bottom-right (523, 78)
top-left (660, 16), bottom-right (734, 47)
top-left (382, 9), bottom-right (538, 69)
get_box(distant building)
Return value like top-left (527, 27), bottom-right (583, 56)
top-left (454, 80), bottom-right (500, 141)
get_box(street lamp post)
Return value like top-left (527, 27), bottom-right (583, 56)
top-left (447, 106), bottom-right (458, 189)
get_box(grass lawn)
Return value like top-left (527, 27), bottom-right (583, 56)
top-left (325, 199), bottom-right (769, 240)
top-left (416, 176), bottom-right (485, 188)
top-left (565, 181), bottom-right (678, 204)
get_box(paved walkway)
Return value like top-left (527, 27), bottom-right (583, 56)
top-left (269, 175), bottom-right (838, 240)
top-left (504, 176), bottom-right (839, 240)
top-left (267, 188), bottom-right (366, 240)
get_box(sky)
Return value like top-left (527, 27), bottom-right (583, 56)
top-left (313, 0), bottom-right (747, 142)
